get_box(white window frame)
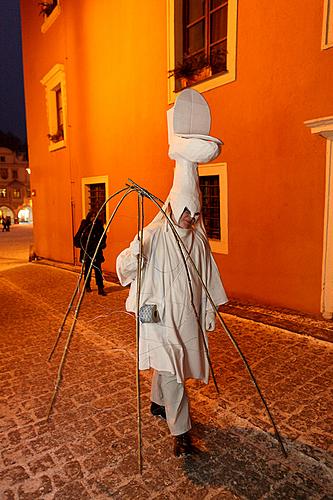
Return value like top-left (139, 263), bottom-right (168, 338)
top-left (41, 1), bottom-right (61, 34)
top-left (198, 162), bottom-right (228, 254)
top-left (167, 0), bottom-right (238, 103)
top-left (305, 116), bottom-right (333, 319)
top-left (81, 176), bottom-right (110, 227)
top-left (322, 0), bottom-right (333, 49)
top-left (40, 64), bottom-right (67, 152)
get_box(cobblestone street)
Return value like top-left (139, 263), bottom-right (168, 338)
top-left (0, 225), bottom-right (332, 499)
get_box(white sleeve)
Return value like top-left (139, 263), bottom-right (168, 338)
top-left (116, 247), bottom-right (137, 286)
top-left (116, 234), bottom-right (148, 287)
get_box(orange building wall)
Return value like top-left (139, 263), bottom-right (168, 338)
top-left (62, 0), bottom-right (172, 261)
top-left (208, 1), bottom-right (330, 312)
top-left (20, 1), bottom-right (73, 263)
top-left (20, 0), bottom-right (333, 314)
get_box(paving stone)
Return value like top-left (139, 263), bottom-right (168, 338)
top-left (0, 465), bottom-right (30, 487)
top-left (63, 460), bottom-right (84, 480)
top-left (1, 445), bottom-right (34, 468)
top-left (17, 475), bottom-right (52, 499)
top-left (52, 480), bottom-right (91, 499)
top-left (27, 453), bottom-right (55, 474)
top-left (2, 490), bottom-right (15, 500)
top-left (112, 479), bottom-right (151, 499)
top-left (82, 445), bottom-right (118, 474)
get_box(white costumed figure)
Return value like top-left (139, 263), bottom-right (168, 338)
top-left (116, 89), bottom-right (228, 457)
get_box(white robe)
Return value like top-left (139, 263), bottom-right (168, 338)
top-left (116, 219), bottom-right (228, 384)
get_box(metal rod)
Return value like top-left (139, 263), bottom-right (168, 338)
top-left (47, 186), bottom-right (132, 362)
top-left (48, 267), bottom-right (83, 362)
top-left (47, 187), bottom-right (135, 420)
top-left (135, 193), bottom-right (144, 474)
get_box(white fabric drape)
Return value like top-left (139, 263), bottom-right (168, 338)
top-left (116, 218), bottom-right (228, 384)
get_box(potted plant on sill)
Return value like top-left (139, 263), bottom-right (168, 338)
top-left (169, 49), bottom-right (227, 90)
top-left (168, 54), bottom-right (211, 89)
top-left (210, 48), bottom-right (227, 75)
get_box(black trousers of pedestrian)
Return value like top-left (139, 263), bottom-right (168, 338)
top-left (84, 259), bottom-right (103, 289)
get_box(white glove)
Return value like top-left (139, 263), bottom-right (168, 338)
top-left (205, 311), bottom-right (216, 331)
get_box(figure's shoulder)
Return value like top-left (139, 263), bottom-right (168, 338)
top-left (143, 221), bottom-right (164, 238)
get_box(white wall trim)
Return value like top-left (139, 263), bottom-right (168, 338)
top-left (305, 116), bottom-right (333, 318)
top-left (41, 2), bottom-right (61, 34)
top-left (321, 140), bottom-right (333, 318)
top-left (321, 0), bottom-right (333, 50)
top-left (304, 116), bottom-right (333, 139)
top-left (40, 64), bottom-right (67, 152)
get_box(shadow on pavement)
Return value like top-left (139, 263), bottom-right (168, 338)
top-left (182, 423), bottom-right (332, 498)
top-left (104, 285), bottom-right (125, 293)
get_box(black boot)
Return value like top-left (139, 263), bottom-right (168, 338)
top-left (98, 287), bottom-right (106, 296)
top-left (150, 402), bottom-right (166, 420)
top-left (173, 432), bottom-right (193, 457)
top-left (85, 285), bottom-right (92, 292)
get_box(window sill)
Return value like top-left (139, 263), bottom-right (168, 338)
top-left (169, 68), bottom-right (236, 104)
top-left (176, 66), bottom-right (228, 91)
top-left (48, 139), bottom-right (66, 152)
top-left (321, 42), bottom-right (333, 50)
top-left (41, 4), bottom-right (61, 34)
top-left (209, 239), bottom-right (227, 254)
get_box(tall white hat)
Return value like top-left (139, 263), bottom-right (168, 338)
top-left (168, 88), bottom-right (223, 145)
top-left (167, 89), bottom-right (222, 223)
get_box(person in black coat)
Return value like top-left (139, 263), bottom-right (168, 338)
top-left (74, 210), bottom-right (107, 296)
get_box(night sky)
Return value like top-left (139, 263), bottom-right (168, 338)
top-left (0, 0), bottom-right (27, 143)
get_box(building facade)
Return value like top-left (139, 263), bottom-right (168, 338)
top-left (20, 0), bottom-right (333, 317)
top-left (0, 147), bottom-right (32, 223)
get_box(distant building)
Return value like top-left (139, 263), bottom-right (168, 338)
top-left (0, 147), bottom-right (32, 223)
top-left (20, 0), bottom-right (333, 318)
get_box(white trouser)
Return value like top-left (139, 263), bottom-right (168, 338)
top-left (151, 370), bottom-right (191, 436)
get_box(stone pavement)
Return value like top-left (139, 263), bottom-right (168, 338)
top-left (0, 226), bottom-right (333, 498)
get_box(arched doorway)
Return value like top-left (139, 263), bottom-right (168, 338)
top-left (0, 206), bottom-right (14, 223)
top-left (18, 206), bottom-right (33, 223)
